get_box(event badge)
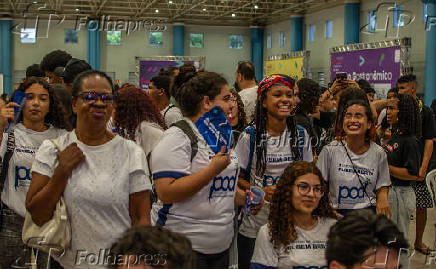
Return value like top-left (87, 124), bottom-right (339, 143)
top-left (195, 106), bottom-right (232, 154)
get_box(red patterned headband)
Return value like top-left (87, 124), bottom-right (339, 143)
top-left (257, 74), bottom-right (294, 94)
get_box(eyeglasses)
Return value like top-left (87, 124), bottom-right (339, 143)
top-left (223, 95), bottom-right (238, 103)
top-left (78, 91), bottom-right (114, 104)
top-left (293, 182), bottom-right (324, 197)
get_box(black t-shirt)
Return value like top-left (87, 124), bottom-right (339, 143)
top-left (384, 134), bottom-right (422, 186)
top-left (421, 105), bottom-right (436, 143)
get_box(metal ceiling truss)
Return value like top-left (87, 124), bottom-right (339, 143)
top-left (0, 0), bottom-right (344, 26)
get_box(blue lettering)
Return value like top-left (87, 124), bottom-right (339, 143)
top-left (262, 175), bottom-right (279, 187)
top-left (15, 166), bottom-right (31, 190)
top-left (338, 183), bottom-right (367, 204)
top-left (208, 169), bottom-right (237, 200)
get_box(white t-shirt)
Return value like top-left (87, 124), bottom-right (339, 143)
top-left (0, 123), bottom-right (66, 217)
top-left (239, 85), bottom-right (258, 123)
top-left (150, 118), bottom-right (239, 254)
top-left (235, 126), bottom-right (313, 238)
top-left (32, 131), bottom-right (152, 269)
top-left (251, 218), bottom-right (336, 268)
top-left (135, 121), bottom-right (164, 157)
top-left (161, 104), bottom-right (183, 127)
top-left (317, 140), bottom-right (391, 210)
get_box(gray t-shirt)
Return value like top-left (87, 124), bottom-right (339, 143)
top-left (317, 140), bottom-right (391, 210)
top-left (32, 131), bottom-right (151, 268)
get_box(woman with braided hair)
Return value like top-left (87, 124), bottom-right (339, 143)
top-left (251, 161), bottom-right (336, 268)
top-left (235, 74), bottom-right (313, 269)
top-left (383, 94), bottom-right (422, 243)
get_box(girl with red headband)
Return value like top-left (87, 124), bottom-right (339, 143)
top-left (234, 74), bottom-right (313, 269)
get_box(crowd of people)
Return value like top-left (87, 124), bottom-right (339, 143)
top-left (0, 49), bottom-right (435, 269)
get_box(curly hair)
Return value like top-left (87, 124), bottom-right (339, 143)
top-left (392, 94), bottom-right (422, 137)
top-left (14, 77), bottom-right (72, 130)
top-left (253, 75), bottom-right (301, 178)
top-left (296, 78), bottom-right (321, 115)
top-left (175, 70), bottom-right (227, 117)
top-left (114, 83), bottom-right (166, 140)
top-left (172, 63), bottom-right (197, 98)
top-left (40, 50), bottom-right (72, 72)
top-left (110, 226), bottom-right (194, 269)
top-left (230, 88), bottom-right (247, 130)
top-left (268, 161), bottom-right (336, 250)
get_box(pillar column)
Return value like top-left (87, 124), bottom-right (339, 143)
top-left (87, 21), bottom-right (100, 70)
top-left (290, 15), bottom-right (303, 52)
top-left (173, 23), bottom-right (185, 56)
top-left (250, 26), bottom-right (264, 82)
top-left (0, 19), bottom-right (12, 94)
top-left (423, 0), bottom-right (436, 105)
top-left (344, 0), bottom-right (360, 44)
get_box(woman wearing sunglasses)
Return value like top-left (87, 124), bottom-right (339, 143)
top-left (26, 70), bottom-right (152, 268)
top-left (0, 77), bottom-right (70, 268)
top-left (251, 161), bottom-right (336, 268)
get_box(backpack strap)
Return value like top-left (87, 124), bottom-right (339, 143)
top-left (163, 105), bottom-right (176, 118)
top-left (146, 152), bottom-right (157, 206)
top-left (243, 125), bottom-right (256, 184)
top-left (296, 124), bottom-right (305, 160)
top-left (0, 131), bottom-right (15, 193)
top-left (171, 120), bottom-right (198, 161)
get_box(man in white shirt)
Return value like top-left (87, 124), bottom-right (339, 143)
top-left (235, 61), bottom-right (258, 123)
top-left (148, 75), bottom-right (183, 127)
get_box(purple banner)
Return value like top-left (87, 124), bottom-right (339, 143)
top-left (330, 46), bottom-right (401, 97)
top-left (139, 60), bottom-right (198, 90)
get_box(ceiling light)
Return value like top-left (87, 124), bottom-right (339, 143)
top-left (232, 13), bottom-right (236, 17)
top-left (169, 0), bottom-right (173, 3)
top-left (33, 1), bottom-right (37, 3)
top-left (155, 9), bottom-right (159, 13)
top-left (75, 8), bottom-right (80, 11)
top-left (202, 8), bottom-right (206, 11)
top-left (254, 5), bottom-right (259, 9)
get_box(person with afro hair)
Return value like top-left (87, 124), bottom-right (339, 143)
top-left (40, 50), bottom-right (72, 84)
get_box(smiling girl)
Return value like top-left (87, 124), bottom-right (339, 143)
top-left (251, 161), bottom-right (336, 268)
top-left (317, 91), bottom-right (391, 218)
top-left (235, 74), bottom-right (313, 269)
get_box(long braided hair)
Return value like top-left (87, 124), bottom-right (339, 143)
top-left (392, 93), bottom-right (422, 138)
top-left (253, 74), bottom-right (301, 178)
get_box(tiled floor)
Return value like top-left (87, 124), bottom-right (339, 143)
top-left (410, 209), bottom-right (436, 269)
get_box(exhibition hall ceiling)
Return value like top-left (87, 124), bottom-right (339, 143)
top-left (0, 0), bottom-right (344, 26)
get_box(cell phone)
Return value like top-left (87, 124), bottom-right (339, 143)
top-left (336, 72), bottom-right (347, 80)
top-left (13, 90), bottom-right (26, 120)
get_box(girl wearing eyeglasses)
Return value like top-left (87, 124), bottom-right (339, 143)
top-left (26, 70), bottom-right (152, 269)
top-left (235, 74), bottom-right (313, 269)
top-left (317, 89), bottom-right (391, 218)
top-left (251, 161), bottom-right (336, 268)
top-left (0, 77), bottom-right (70, 268)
